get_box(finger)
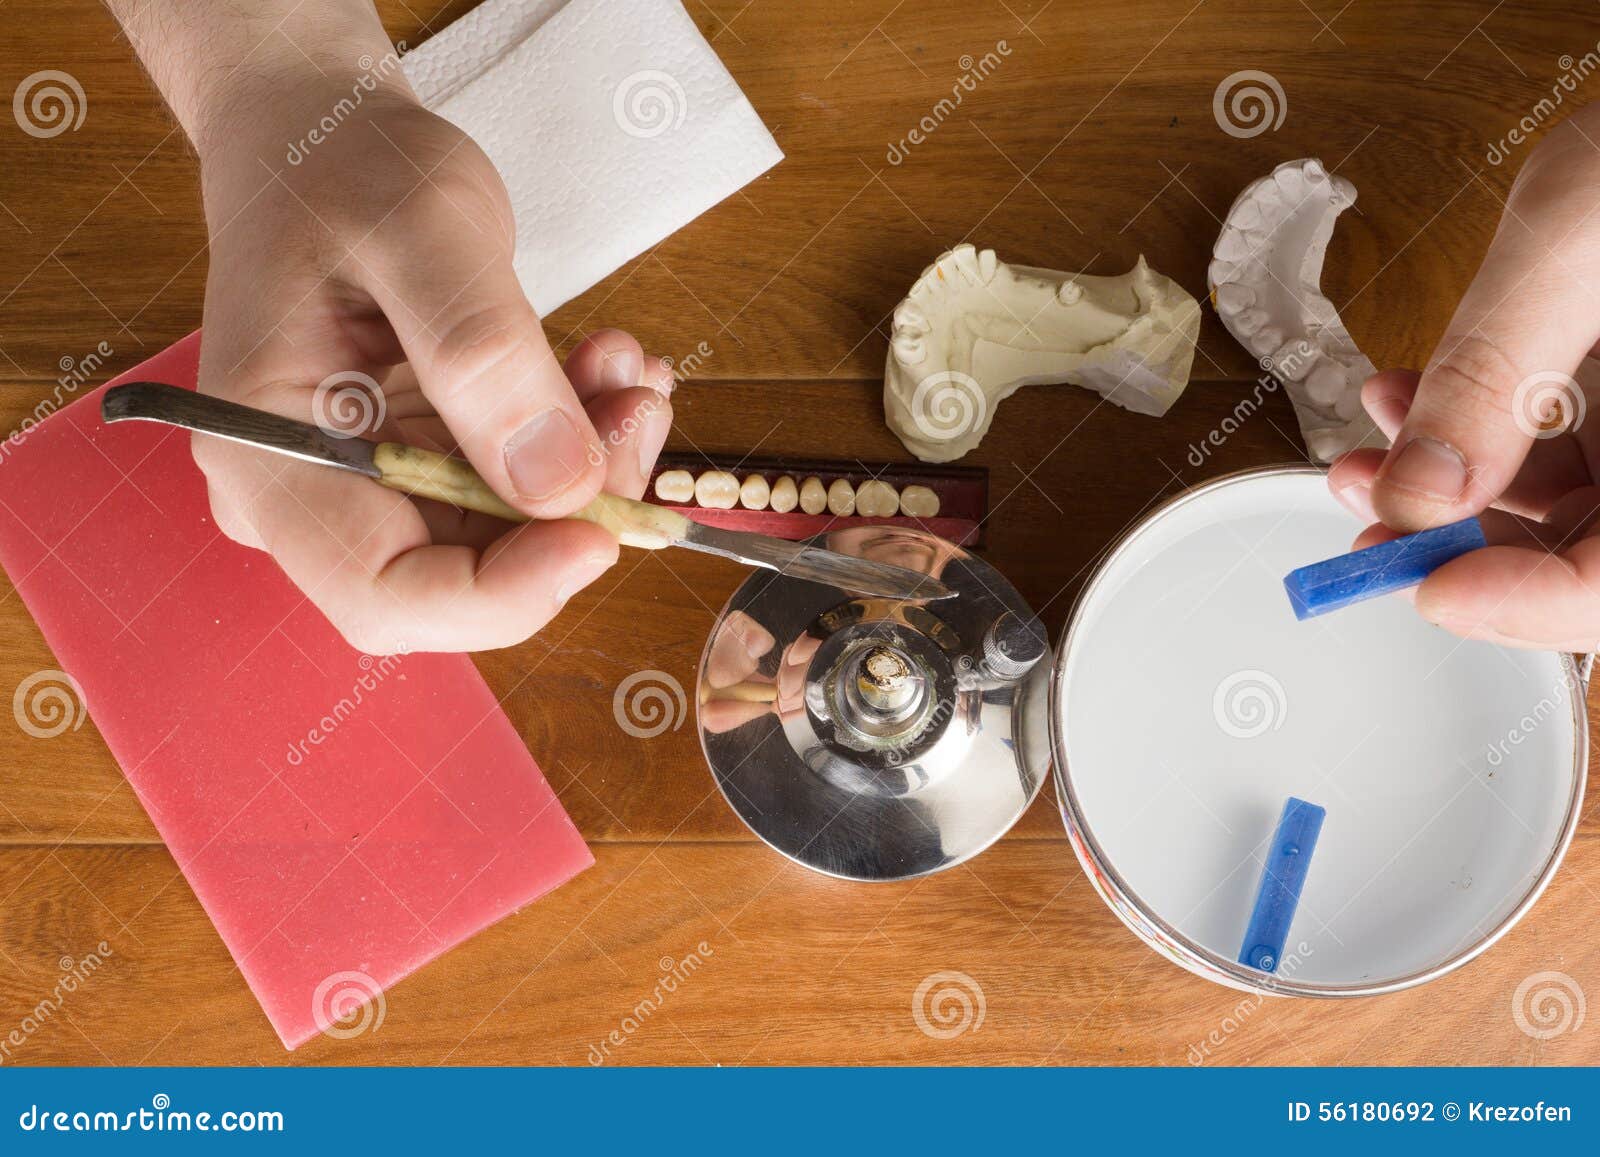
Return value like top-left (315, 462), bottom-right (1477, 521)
top-left (1350, 508), bottom-right (1543, 554)
top-left (1328, 448), bottom-right (1385, 522)
top-left (563, 328), bottom-right (645, 403)
top-left (1363, 369), bottom-right (1592, 521)
top-left (584, 386), bottom-right (673, 499)
top-left (1370, 125), bottom-right (1600, 532)
top-left (360, 170), bottom-right (605, 519)
top-left (1416, 535), bottom-right (1600, 651)
top-left (640, 354), bottom-right (675, 396)
top-left (1361, 368), bottom-right (1421, 440)
top-left (705, 611), bottom-right (776, 689)
top-left (200, 415), bottom-right (619, 651)
top-left (1343, 507), bottom-right (1567, 622)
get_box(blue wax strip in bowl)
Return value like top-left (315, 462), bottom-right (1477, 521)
top-left (1283, 516), bottom-right (1486, 620)
top-left (1238, 797), bottom-right (1326, 974)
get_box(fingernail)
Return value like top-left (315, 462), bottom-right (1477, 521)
top-left (555, 552), bottom-right (615, 608)
top-left (600, 347), bottom-right (643, 393)
top-left (505, 409), bottom-right (593, 502)
top-left (1368, 393), bottom-right (1409, 431)
top-left (1333, 479), bottom-right (1375, 522)
top-left (1384, 437), bottom-right (1468, 502)
top-left (636, 404), bottom-right (671, 480)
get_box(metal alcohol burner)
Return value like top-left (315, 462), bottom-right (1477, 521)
top-left (696, 526), bottom-right (1051, 881)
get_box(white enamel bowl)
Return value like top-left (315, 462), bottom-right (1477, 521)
top-left (1051, 467), bottom-right (1587, 995)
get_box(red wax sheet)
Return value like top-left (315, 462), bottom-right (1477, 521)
top-left (0, 334), bottom-right (592, 1049)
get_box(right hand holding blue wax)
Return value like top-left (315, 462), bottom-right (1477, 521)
top-left (1327, 101), bottom-right (1600, 653)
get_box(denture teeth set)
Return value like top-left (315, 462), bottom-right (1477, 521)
top-left (643, 453), bottom-right (990, 546)
top-left (655, 468), bottom-right (939, 519)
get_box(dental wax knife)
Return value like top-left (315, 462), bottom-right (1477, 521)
top-left (101, 383), bottom-right (954, 602)
top-left (1238, 797), bottom-right (1325, 974)
top-left (1283, 517), bottom-right (1486, 620)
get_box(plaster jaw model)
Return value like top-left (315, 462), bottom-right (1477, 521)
top-left (1208, 158), bottom-right (1386, 462)
top-left (883, 243), bottom-right (1202, 463)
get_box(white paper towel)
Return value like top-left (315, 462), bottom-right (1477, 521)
top-left (401, 0), bottom-right (783, 317)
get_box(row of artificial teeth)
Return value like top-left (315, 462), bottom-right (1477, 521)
top-left (653, 470), bottom-right (941, 518)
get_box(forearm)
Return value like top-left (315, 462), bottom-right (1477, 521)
top-left (104, 0), bottom-right (412, 161)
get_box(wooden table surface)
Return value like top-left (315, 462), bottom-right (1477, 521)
top-left (3, 0), bottom-right (1599, 1065)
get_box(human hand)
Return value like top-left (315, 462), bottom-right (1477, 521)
top-left (1328, 104), bottom-right (1600, 651)
top-left (118, 6), bottom-right (675, 654)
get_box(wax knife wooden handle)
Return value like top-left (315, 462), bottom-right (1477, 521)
top-left (371, 443), bottom-right (687, 549)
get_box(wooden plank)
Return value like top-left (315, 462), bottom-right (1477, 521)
top-left (2, 1), bottom-right (1596, 383)
top-left (1, 839), bottom-right (1597, 1065)
top-left (3, 0), bottom-right (1599, 1067)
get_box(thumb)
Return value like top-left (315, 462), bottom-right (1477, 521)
top-left (362, 189), bottom-right (605, 519)
top-left (1372, 121), bottom-right (1600, 532)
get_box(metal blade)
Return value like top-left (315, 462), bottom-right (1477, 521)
top-left (102, 383), bottom-right (380, 478)
top-left (679, 523), bottom-right (954, 601)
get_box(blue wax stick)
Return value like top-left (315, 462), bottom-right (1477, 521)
top-left (1238, 797), bottom-right (1325, 973)
top-left (1283, 516), bottom-right (1486, 621)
